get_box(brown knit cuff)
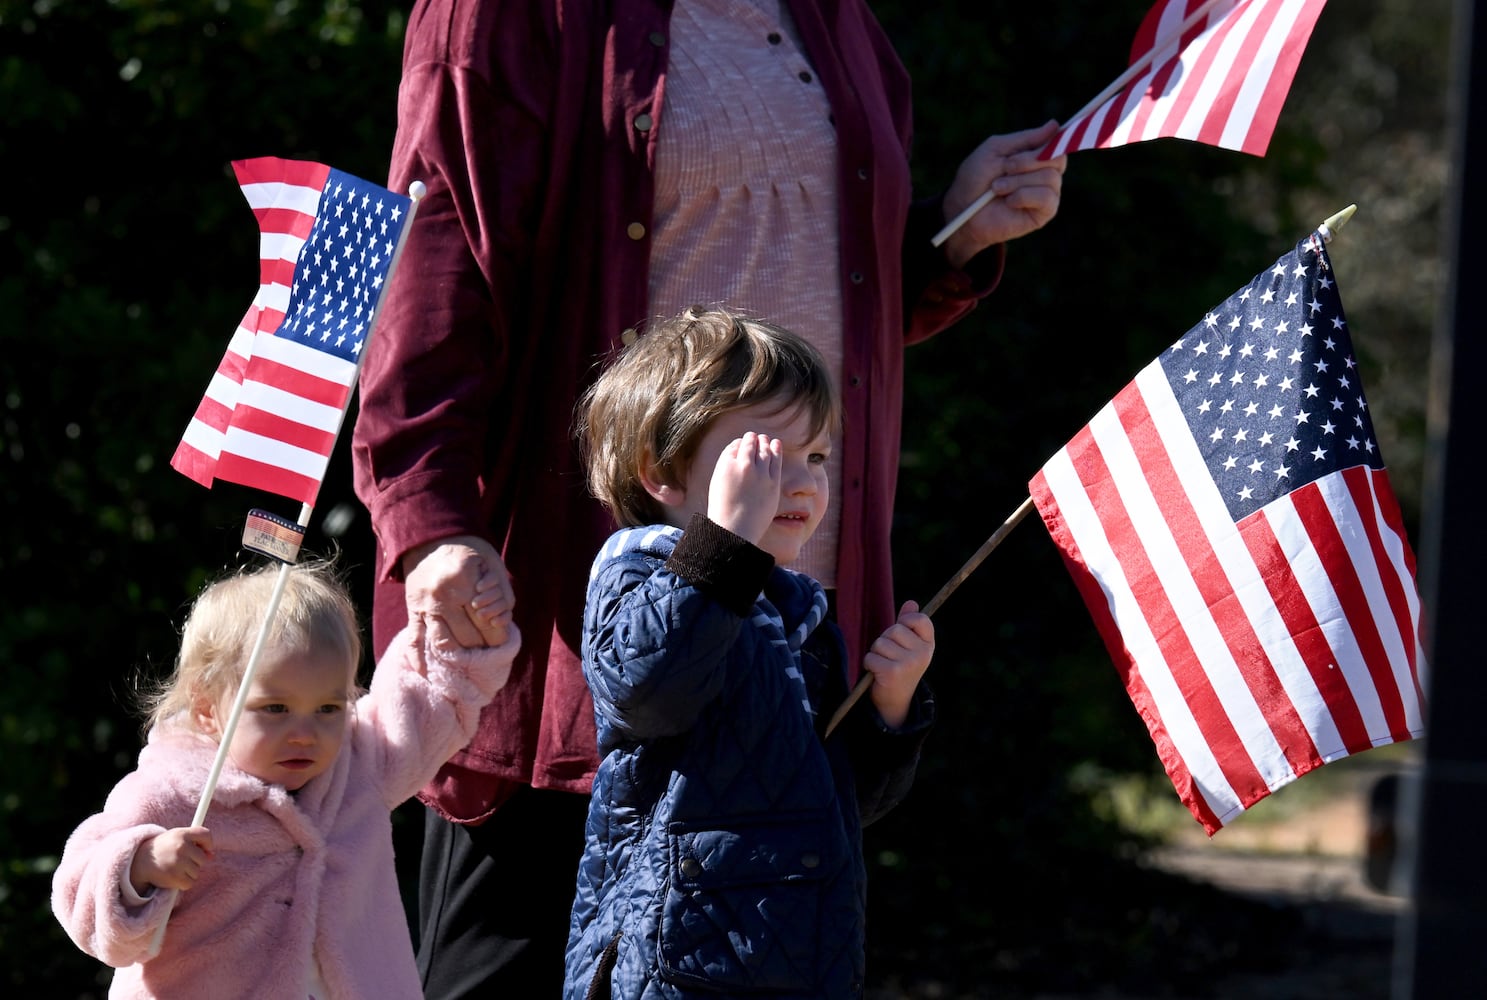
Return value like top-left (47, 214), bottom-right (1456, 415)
top-left (665, 513), bottom-right (775, 617)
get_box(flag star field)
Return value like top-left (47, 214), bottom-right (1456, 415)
top-left (1160, 233), bottom-right (1381, 523)
top-left (276, 173), bottom-right (407, 364)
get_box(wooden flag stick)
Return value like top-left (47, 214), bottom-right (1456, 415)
top-left (822, 496), bottom-right (1036, 738)
top-left (931, 0), bottom-right (1229, 248)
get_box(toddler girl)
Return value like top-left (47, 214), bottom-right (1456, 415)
top-left (52, 547), bottom-right (518, 998)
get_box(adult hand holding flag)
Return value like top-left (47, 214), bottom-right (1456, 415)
top-left (170, 157), bottom-right (418, 506)
top-left (1029, 212), bottom-right (1426, 833)
top-left (935, 0), bottom-right (1329, 246)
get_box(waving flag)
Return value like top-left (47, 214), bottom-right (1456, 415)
top-left (1030, 229), bottom-right (1426, 833)
top-left (170, 157), bottom-right (414, 504)
top-left (1043, 0), bottom-right (1328, 159)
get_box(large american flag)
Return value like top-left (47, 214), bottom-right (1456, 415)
top-left (1030, 231), bottom-right (1426, 833)
top-left (1043, 0), bottom-right (1329, 160)
top-left (170, 157), bottom-right (413, 504)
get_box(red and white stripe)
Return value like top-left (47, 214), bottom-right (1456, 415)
top-left (170, 159), bottom-right (350, 504)
top-left (1043, 0), bottom-right (1329, 160)
top-left (1030, 358), bottom-right (1425, 833)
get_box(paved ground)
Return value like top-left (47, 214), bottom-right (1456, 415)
top-left (866, 751), bottom-right (1416, 1000)
top-left (1083, 753), bottom-right (1410, 1000)
top-left (1141, 846), bottom-right (1404, 1000)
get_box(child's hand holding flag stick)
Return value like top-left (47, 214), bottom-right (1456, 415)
top-left (823, 497), bottom-right (1035, 738)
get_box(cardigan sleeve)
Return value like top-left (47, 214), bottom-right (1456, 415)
top-left (900, 195), bottom-right (1005, 347)
top-left (351, 0), bottom-right (561, 577)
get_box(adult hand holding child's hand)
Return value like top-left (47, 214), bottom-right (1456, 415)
top-left (405, 536), bottom-right (514, 648)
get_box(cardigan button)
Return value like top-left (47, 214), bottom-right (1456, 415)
top-left (800, 852), bottom-right (821, 869)
top-left (849, 271), bottom-right (864, 284)
top-left (634, 113), bottom-right (653, 132)
top-left (649, 31), bottom-right (666, 47)
top-left (679, 857), bottom-right (702, 878)
top-left (627, 222), bottom-right (647, 241)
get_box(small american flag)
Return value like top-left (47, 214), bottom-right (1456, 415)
top-left (170, 157), bottom-right (414, 504)
top-left (1043, 0), bottom-right (1328, 159)
top-left (1030, 230), bottom-right (1426, 833)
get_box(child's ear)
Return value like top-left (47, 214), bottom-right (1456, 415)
top-left (639, 453), bottom-right (686, 508)
top-left (193, 695), bottom-right (220, 737)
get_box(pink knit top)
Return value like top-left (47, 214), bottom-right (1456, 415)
top-left (649, 0), bottom-right (844, 587)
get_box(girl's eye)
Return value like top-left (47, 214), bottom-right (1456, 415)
top-left (261, 704), bottom-right (287, 714)
top-left (318, 704), bottom-right (344, 715)
top-left (809, 452), bottom-right (828, 465)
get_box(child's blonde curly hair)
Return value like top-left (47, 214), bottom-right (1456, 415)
top-left (141, 557), bottom-right (363, 736)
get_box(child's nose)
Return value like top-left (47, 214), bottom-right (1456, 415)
top-left (784, 463), bottom-right (817, 495)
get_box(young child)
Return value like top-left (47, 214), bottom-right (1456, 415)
top-left (565, 307), bottom-right (936, 998)
top-left (52, 547), bottom-right (520, 999)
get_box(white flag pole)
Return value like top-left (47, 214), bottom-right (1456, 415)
top-left (144, 178), bottom-right (427, 960)
top-left (931, 0), bottom-right (1230, 248)
top-left (145, 528), bottom-right (303, 958)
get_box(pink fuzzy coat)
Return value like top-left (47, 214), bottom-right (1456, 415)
top-left (52, 611), bottom-right (519, 999)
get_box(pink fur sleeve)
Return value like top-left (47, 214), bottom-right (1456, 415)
top-left (356, 613), bottom-right (520, 807)
top-left (51, 778), bottom-right (176, 968)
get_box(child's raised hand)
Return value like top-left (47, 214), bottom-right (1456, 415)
top-left (707, 431), bottom-right (782, 545)
top-left (130, 826), bottom-right (213, 895)
top-left (863, 601), bottom-right (935, 729)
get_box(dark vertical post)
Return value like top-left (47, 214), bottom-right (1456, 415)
top-left (1397, 0), bottom-right (1487, 994)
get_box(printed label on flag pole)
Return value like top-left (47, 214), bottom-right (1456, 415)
top-left (170, 157), bottom-right (417, 505)
top-left (242, 508), bottom-right (306, 564)
top-left (1030, 229), bottom-right (1425, 834)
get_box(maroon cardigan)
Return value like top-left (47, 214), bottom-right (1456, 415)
top-left (352, 0), bottom-right (1002, 821)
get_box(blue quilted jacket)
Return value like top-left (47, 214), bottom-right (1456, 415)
top-left (563, 516), bottom-right (933, 999)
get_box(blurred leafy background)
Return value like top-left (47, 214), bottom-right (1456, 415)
top-left (0, 0), bottom-right (1453, 995)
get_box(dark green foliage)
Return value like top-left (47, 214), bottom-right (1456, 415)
top-left (1, 1), bottom-right (401, 991)
top-left (0, 0), bottom-right (1448, 994)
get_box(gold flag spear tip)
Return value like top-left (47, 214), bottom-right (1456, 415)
top-left (1319, 204), bottom-right (1357, 243)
